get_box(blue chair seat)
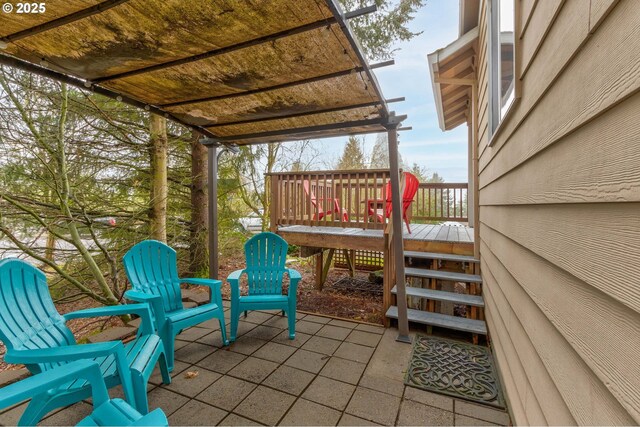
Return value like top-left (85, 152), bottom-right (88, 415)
top-left (166, 302), bottom-right (221, 326)
top-left (240, 295), bottom-right (289, 304)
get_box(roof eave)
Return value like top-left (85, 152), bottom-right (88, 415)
top-left (427, 26), bottom-right (478, 132)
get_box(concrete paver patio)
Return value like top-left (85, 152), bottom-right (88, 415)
top-left (0, 306), bottom-right (511, 426)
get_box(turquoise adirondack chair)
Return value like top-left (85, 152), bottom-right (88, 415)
top-left (123, 240), bottom-right (228, 372)
top-left (227, 232), bottom-right (301, 341)
top-left (0, 360), bottom-right (168, 426)
top-left (0, 258), bottom-right (170, 426)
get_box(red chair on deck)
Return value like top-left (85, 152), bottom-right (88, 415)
top-left (367, 172), bottom-right (419, 233)
top-left (303, 180), bottom-right (349, 222)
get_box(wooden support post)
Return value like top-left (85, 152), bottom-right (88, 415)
top-left (382, 232), bottom-right (394, 327)
top-left (314, 251), bottom-right (324, 290)
top-left (206, 144), bottom-right (218, 303)
top-left (386, 120), bottom-right (410, 343)
top-left (344, 249), bottom-right (356, 277)
top-left (321, 248), bottom-right (335, 289)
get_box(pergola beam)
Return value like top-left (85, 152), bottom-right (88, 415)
top-left (326, 0), bottom-right (389, 119)
top-left (161, 65), bottom-right (366, 108)
top-left (206, 101), bottom-right (382, 129)
top-left (93, 17), bottom-right (339, 84)
top-left (214, 117), bottom-right (386, 143)
top-left (0, 0), bottom-right (131, 43)
top-left (370, 59), bottom-right (395, 69)
top-left (162, 58), bottom-right (392, 108)
top-left (344, 4), bottom-right (377, 19)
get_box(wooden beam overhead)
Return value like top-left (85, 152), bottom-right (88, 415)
top-left (206, 101), bottom-right (381, 128)
top-left (161, 65), bottom-right (367, 108)
top-left (215, 117), bottom-right (386, 142)
top-left (344, 4), bottom-right (377, 19)
top-left (371, 59), bottom-right (395, 69)
top-left (93, 17), bottom-right (338, 83)
top-left (326, 0), bottom-right (389, 119)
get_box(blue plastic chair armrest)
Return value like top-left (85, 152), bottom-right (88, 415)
top-left (5, 342), bottom-right (123, 364)
top-left (226, 270), bottom-right (245, 301)
top-left (180, 278), bottom-right (221, 288)
top-left (0, 361), bottom-right (109, 411)
top-left (180, 278), bottom-right (223, 307)
top-left (124, 291), bottom-right (162, 303)
top-left (226, 270), bottom-right (245, 284)
top-left (64, 304), bottom-right (155, 335)
top-left (286, 268), bottom-right (301, 294)
top-left (124, 290), bottom-right (166, 330)
top-left (287, 269), bottom-right (302, 281)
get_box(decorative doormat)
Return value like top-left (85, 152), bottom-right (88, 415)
top-left (405, 335), bottom-right (505, 408)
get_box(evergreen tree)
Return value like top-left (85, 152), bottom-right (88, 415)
top-left (369, 133), bottom-right (405, 169)
top-left (340, 0), bottom-right (426, 60)
top-left (337, 136), bottom-right (367, 170)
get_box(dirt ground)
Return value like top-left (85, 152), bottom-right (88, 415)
top-left (0, 256), bottom-right (383, 373)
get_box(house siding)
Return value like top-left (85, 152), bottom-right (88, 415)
top-left (475, 0), bottom-right (640, 424)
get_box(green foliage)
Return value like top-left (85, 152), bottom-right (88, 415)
top-left (337, 136), bottom-right (367, 169)
top-left (339, 0), bottom-right (427, 60)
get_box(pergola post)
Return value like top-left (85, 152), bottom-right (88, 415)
top-left (207, 144), bottom-right (219, 282)
top-left (385, 120), bottom-right (411, 343)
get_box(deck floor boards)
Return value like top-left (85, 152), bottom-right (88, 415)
top-left (277, 223), bottom-right (475, 255)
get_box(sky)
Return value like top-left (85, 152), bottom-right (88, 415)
top-left (312, 0), bottom-right (468, 182)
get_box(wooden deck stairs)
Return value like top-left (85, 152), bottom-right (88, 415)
top-left (385, 250), bottom-right (486, 342)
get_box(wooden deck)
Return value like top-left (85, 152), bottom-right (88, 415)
top-left (277, 223), bottom-right (475, 255)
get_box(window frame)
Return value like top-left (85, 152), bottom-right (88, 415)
top-left (487, 0), bottom-right (519, 144)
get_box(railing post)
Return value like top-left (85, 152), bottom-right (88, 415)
top-left (269, 174), bottom-right (278, 232)
top-left (385, 120), bottom-right (410, 343)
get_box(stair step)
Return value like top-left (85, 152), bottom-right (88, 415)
top-left (391, 286), bottom-right (484, 307)
top-left (405, 267), bottom-right (482, 283)
top-left (405, 251), bottom-right (479, 264)
top-left (386, 306), bottom-right (487, 335)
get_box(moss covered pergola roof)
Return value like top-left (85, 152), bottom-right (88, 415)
top-left (0, 0), bottom-right (399, 145)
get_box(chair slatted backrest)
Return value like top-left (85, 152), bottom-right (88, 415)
top-left (402, 172), bottom-right (420, 212)
top-left (384, 172), bottom-right (420, 217)
top-left (0, 259), bottom-right (75, 373)
top-left (302, 180), bottom-right (325, 217)
top-left (123, 241), bottom-right (183, 313)
top-left (244, 233), bottom-right (288, 296)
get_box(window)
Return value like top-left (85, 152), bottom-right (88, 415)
top-left (488, 0), bottom-right (515, 136)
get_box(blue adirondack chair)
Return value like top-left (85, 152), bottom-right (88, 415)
top-left (227, 232), bottom-right (301, 341)
top-left (0, 258), bottom-right (170, 426)
top-left (0, 360), bottom-right (168, 426)
top-left (123, 240), bottom-right (227, 372)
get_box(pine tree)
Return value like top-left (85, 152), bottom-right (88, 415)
top-left (369, 133), bottom-right (405, 169)
top-left (337, 136), bottom-right (367, 170)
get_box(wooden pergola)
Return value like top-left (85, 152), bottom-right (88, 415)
top-left (0, 0), bottom-right (410, 341)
